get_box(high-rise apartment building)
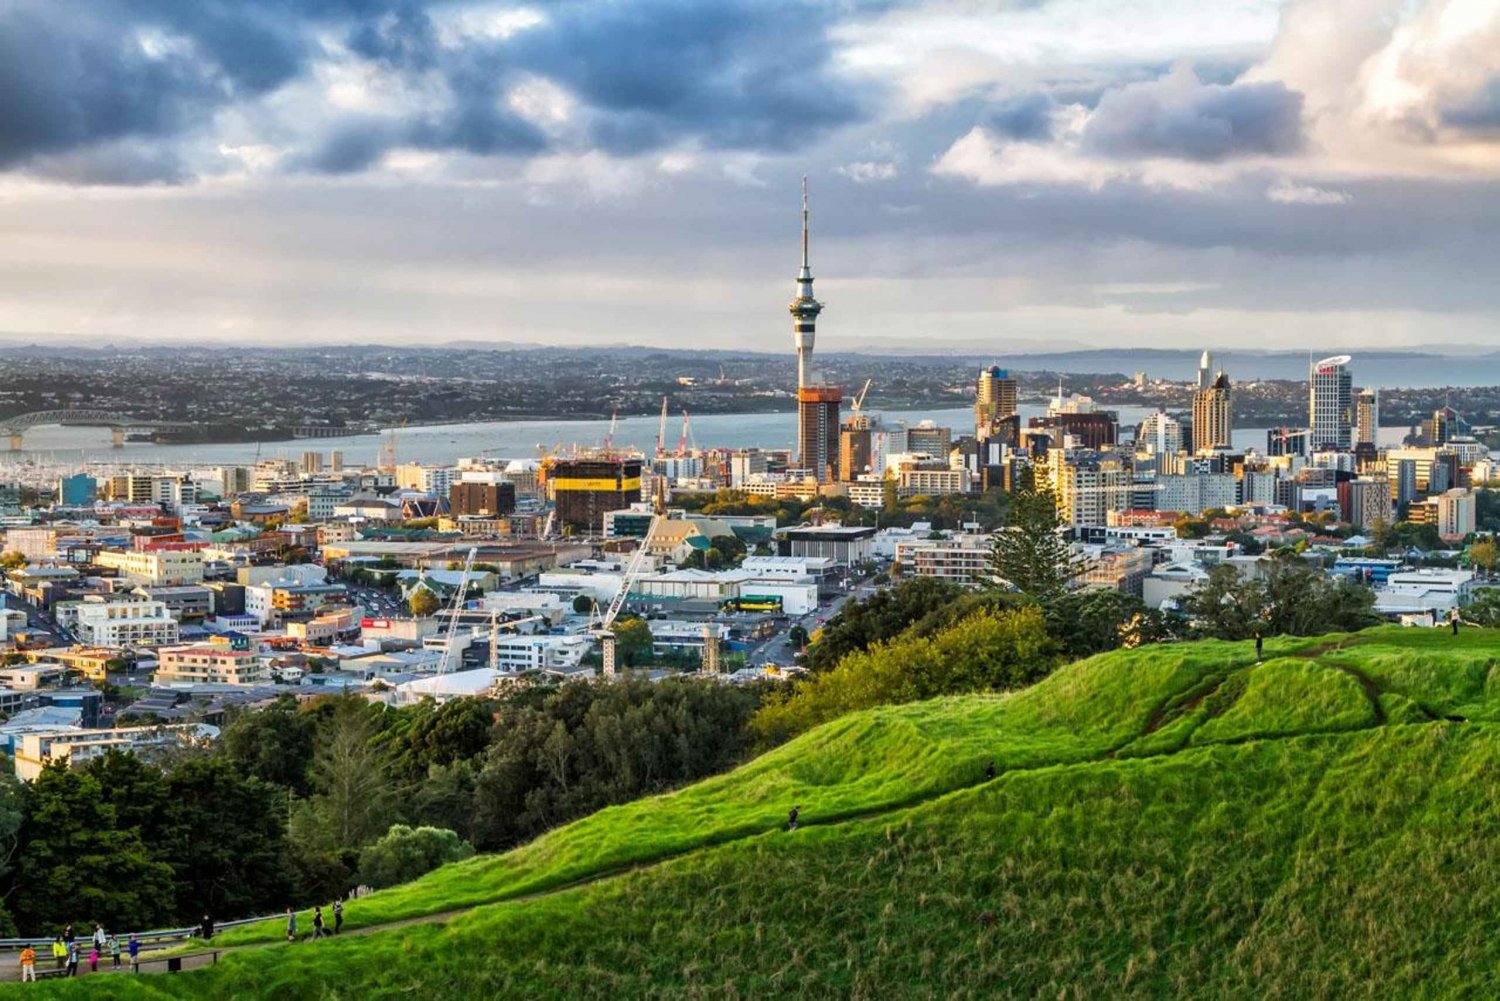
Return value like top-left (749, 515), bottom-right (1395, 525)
top-left (1309, 355), bottom-right (1354, 451)
top-left (797, 387), bottom-right (842, 482)
top-left (788, 179), bottom-right (841, 482)
top-left (1191, 367), bottom-right (1232, 453)
top-left (1355, 389), bottom-right (1379, 447)
top-left (975, 366), bottom-right (1018, 441)
top-left (839, 422), bottom-right (873, 482)
top-left (1136, 412), bottom-right (1183, 455)
top-left (301, 451), bottom-right (323, 474)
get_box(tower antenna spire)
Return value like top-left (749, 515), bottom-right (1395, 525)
top-left (801, 175), bottom-right (810, 272)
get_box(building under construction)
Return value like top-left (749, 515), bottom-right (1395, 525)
top-left (545, 456), bottom-right (643, 534)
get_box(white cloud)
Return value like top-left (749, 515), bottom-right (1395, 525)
top-left (836, 160), bottom-right (899, 182)
top-left (1266, 180), bottom-right (1350, 204)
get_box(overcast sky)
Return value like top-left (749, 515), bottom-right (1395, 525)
top-left (1, 0), bottom-right (1497, 353)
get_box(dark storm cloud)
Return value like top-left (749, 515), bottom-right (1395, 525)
top-left (506, 0), bottom-right (872, 153)
top-left (1082, 68), bottom-right (1304, 161)
top-left (0, 0), bottom-right (879, 181)
top-left (0, 4), bottom-right (221, 175)
top-left (984, 93), bottom-right (1057, 140)
top-left (1444, 77), bottom-right (1500, 132)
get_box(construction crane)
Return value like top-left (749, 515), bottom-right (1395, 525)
top-left (676, 409), bottom-right (693, 457)
top-left (851, 378), bottom-right (872, 417)
top-left (592, 481), bottom-right (666, 678)
top-left (541, 508), bottom-right (556, 538)
top-left (603, 408), bottom-right (618, 454)
top-left (435, 547), bottom-right (477, 677)
top-left (654, 396), bottom-right (669, 458)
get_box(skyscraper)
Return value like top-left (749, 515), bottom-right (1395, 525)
top-left (1309, 355), bottom-right (1353, 451)
top-left (975, 366), bottom-right (1018, 441)
top-left (789, 179), bottom-right (841, 481)
top-left (1196, 349), bottom-right (1215, 391)
top-left (1355, 389), bottom-right (1379, 447)
top-left (789, 177), bottom-right (822, 394)
top-left (1191, 367), bottom-right (1232, 453)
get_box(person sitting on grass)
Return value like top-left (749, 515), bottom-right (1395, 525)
top-left (786, 806), bottom-right (800, 831)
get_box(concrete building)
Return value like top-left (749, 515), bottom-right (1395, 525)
top-left (783, 526), bottom-right (875, 567)
top-left (74, 597), bottom-right (180, 647)
top-left (1356, 388), bottom-right (1379, 447)
top-left (975, 366), bottom-right (1018, 441)
top-left (1309, 355), bottom-right (1354, 451)
top-left (450, 481), bottom-right (517, 518)
top-left (11, 723), bottom-right (217, 781)
top-left (1191, 370), bottom-right (1232, 453)
top-left (1049, 450), bottom-right (1132, 527)
top-left (96, 549), bottom-right (205, 586)
top-left (894, 534), bottom-right (991, 586)
top-left (1136, 412), bottom-right (1183, 456)
top-left (155, 644), bottom-right (270, 685)
top-left (1156, 474), bottom-right (1238, 515)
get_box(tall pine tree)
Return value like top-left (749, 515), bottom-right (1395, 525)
top-left (988, 464), bottom-right (1088, 605)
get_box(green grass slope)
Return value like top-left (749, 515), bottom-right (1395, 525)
top-left (23, 626), bottom-right (1500, 999)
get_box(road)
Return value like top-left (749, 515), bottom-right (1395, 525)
top-left (743, 576), bottom-right (883, 668)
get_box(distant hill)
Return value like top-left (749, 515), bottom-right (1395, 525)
top-left (36, 627), bottom-right (1500, 999)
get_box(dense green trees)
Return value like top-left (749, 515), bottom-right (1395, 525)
top-left (1180, 559), bottom-right (1380, 640)
top-left (357, 825), bottom-right (474, 890)
top-left (470, 678), bottom-right (761, 850)
top-left (805, 577), bottom-right (968, 672)
top-left (754, 606), bottom-right (1058, 744)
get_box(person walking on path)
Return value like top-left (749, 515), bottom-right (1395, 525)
top-left (312, 906), bottom-right (326, 940)
top-left (108, 934), bottom-right (121, 970)
top-left (19, 945), bottom-right (36, 983)
top-left (128, 935), bottom-right (140, 973)
top-left (65, 942), bottom-right (79, 978)
top-left (285, 907), bottom-right (298, 942)
top-left (51, 937), bottom-right (66, 971)
top-left (333, 899), bottom-right (344, 935)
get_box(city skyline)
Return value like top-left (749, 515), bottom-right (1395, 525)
top-left (0, 0), bottom-right (1496, 350)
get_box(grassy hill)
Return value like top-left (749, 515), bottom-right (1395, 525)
top-left (23, 626), bottom-right (1500, 998)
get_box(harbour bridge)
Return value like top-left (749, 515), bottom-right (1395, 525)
top-left (0, 409), bottom-right (192, 450)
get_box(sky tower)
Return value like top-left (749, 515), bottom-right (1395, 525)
top-left (789, 176), bottom-right (823, 390)
top-left (789, 178), bottom-right (839, 482)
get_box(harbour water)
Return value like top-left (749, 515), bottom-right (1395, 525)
top-left (0, 405), bottom-right (1404, 471)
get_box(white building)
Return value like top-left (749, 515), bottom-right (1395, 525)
top-left (1375, 568), bottom-right (1474, 618)
top-left (11, 724), bottom-right (218, 781)
top-left (74, 598), bottom-right (180, 647)
top-left (894, 534), bottom-right (992, 586)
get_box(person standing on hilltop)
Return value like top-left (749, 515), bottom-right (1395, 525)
top-left (18, 944), bottom-right (36, 983)
top-left (333, 898), bottom-right (344, 935)
top-left (286, 907), bottom-right (298, 942)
